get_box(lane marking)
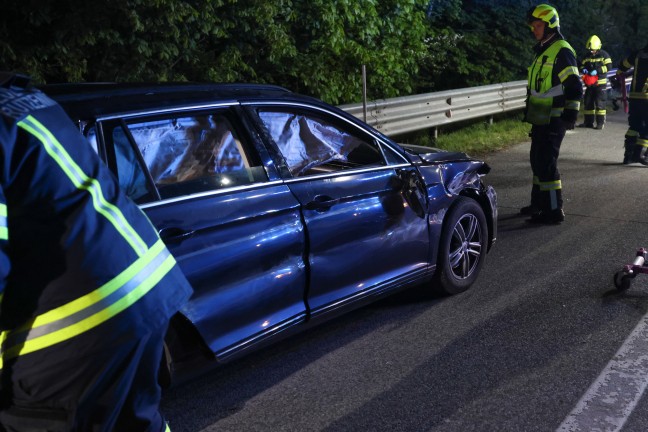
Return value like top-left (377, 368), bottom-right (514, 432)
top-left (557, 313), bottom-right (648, 431)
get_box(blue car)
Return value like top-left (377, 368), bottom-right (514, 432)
top-left (41, 83), bottom-right (497, 384)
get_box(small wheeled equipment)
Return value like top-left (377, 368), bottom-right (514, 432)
top-left (614, 248), bottom-right (648, 291)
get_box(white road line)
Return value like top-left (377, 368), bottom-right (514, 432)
top-left (556, 313), bottom-right (648, 432)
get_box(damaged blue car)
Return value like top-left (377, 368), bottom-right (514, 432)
top-left (41, 83), bottom-right (497, 384)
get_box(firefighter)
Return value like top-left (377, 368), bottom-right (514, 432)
top-left (578, 35), bottom-right (613, 130)
top-left (617, 44), bottom-right (648, 165)
top-left (0, 72), bottom-right (193, 431)
top-left (521, 4), bottom-right (583, 224)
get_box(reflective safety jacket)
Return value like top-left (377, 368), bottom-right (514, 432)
top-left (526, 35), bottom-right (583, 125)
top-left (619, 47), bottom-right (648, 100)
top-left (0, 76), bottom-right (193, 368)
top-left (580, 49), bottom-right (613, 87)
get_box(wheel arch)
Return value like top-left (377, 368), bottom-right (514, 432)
top-left (459, 186), bottom-right (496, 251)
top-left (159, 312), bottom-right (214, 388)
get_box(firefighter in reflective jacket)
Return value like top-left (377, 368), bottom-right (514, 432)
top-left (579, 35), bottom-right (613, 129)
top-left (617, 44), bottom-right (648, 165)
top-left (0, 73), bottom-right (193, 431)
top-left (522, 4), bottom-right (583, 224)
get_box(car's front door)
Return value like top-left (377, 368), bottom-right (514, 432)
top-left (255, 106), bottom-right (431, 316)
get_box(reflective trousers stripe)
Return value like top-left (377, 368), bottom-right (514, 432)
top-left (538, 180), bottom-right (561, 210)
top-left (626, 130), bottom-right (639, 138)
top-left (549, 189), bottom-right (558, 210)
top-left (0, 239), bottom-right (176, 369)
top-left (17, 115), bottom-right (147, 256)
top-left (0, 203), bottom-right (6, 240)
top-left (539, 180), bottom-right (562, 191)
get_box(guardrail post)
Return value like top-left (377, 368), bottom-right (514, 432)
top-left (362, 65), bottom-right (367, 123)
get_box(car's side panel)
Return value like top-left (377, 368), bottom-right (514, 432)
top-left (143, 185), bottom-right (308, 359)
top-left (287, 168), bottom-right (430, 315)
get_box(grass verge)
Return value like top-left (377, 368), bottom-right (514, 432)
top-left (397, 112), bottom-right (530, 157)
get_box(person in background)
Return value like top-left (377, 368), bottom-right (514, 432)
top-left (578, 35), bottom-right (613, 130)
top-left (522, 4), bottom-right (583, 224)
top-left (0, 72), bottom-right (193, 431)
top-left (617, 44), bottom-right (648, 165)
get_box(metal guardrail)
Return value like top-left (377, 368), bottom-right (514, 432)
top-left (339, 71), bottom-right (632, 137)
top-left (339, 80), bottom-right (527, 137)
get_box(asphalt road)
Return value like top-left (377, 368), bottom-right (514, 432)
top-left (161, 107), bottom-right (648, 432)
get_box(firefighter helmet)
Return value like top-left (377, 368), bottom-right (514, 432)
top-left (586, 35), bottom-right (602, 50)
top-left (527, 4), bottom-right (560, 30)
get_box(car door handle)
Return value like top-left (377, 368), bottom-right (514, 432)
top-left (305, 195), bottom-right (339, 211)
top-left (158, 227), bottom-right (195, 243)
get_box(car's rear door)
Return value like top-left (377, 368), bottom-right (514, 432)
top-left (96, 105), bottom-right (307, 360)
top-left (250, 104), bottom-right (431, 316)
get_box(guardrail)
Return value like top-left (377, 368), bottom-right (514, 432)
top-left (339, 71), bottom-right (632, 138)
top-left (339, 80), bottom-right (527, 137)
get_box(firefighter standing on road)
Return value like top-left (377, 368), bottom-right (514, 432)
top-left (0, 72), bottom-right (193, 431)
top-left (522, 4), bottom-right (583, 224)
top-left (617, 44), bottom-right (648, 165)
top-left (578, 35), bottom-right (612, 130)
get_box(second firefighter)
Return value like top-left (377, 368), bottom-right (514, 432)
top-left (579, 35), bottom-right (613, 130)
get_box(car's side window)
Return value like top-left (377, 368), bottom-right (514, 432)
top-left (112, 126), bottom-right (154, 202)
top-left (257, 109), bottom-right (385, 177)
top-left (115, 113), bottom-right (267, 200)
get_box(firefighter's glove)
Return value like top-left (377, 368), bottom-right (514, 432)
top-left (560, 110), bottom-right (578, 130)
top-left (589, 70), bottom-right (598, 76)
top-left (582, 69), bottom-right (588, 74)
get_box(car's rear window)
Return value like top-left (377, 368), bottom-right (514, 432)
top-left (114, 113), bottom-right (267, 201)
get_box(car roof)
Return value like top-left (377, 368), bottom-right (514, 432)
top-left (38, 82), bottom-right (323, 120)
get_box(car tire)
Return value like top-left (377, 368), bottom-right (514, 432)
top-left (433, 197), bottom-right (488, 295)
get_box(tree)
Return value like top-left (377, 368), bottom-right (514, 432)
top-left (418, 0), bottom-right (531, 92)
top-left (0, 0), bottom-right (429, 105)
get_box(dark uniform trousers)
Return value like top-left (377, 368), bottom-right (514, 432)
top-left (583, 84), bottom-right (607, 127)
top-left (529, 118), bottom-right (565, 212)
top-left (625, 99), bottom-right (648, 163)
top-left (0, 322), bottom-right (169, 432)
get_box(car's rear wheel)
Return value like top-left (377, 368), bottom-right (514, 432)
top-left (433, 197), bottom-right (488, 295)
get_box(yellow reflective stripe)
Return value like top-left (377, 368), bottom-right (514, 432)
top-left (565, 100), bottom-right (580, 111)
top-left (584, 109), bottom-right (596, 115)
top-left (626, 130), bottom-right (639, 138)
top-left (629, 92), bottom-right (648, 99)
top-left (558, 66), bottom-right (579, 82)
top-left (0, 203), bottom-right (6, 241)
top-left (165, 424), bottom-right (171, 432)
top-left (638, 138), bottom-right (648, 148)
top-left (595, 109), bottom-right (606, 115)
top-left (539, 180), bottom-right (562, 191)
top-left (17, 116), bottom-right (147, 256)
top-left (0, 239), bottom-right (175, 368)
top-left (550, 108), bottom-right (563, 117)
